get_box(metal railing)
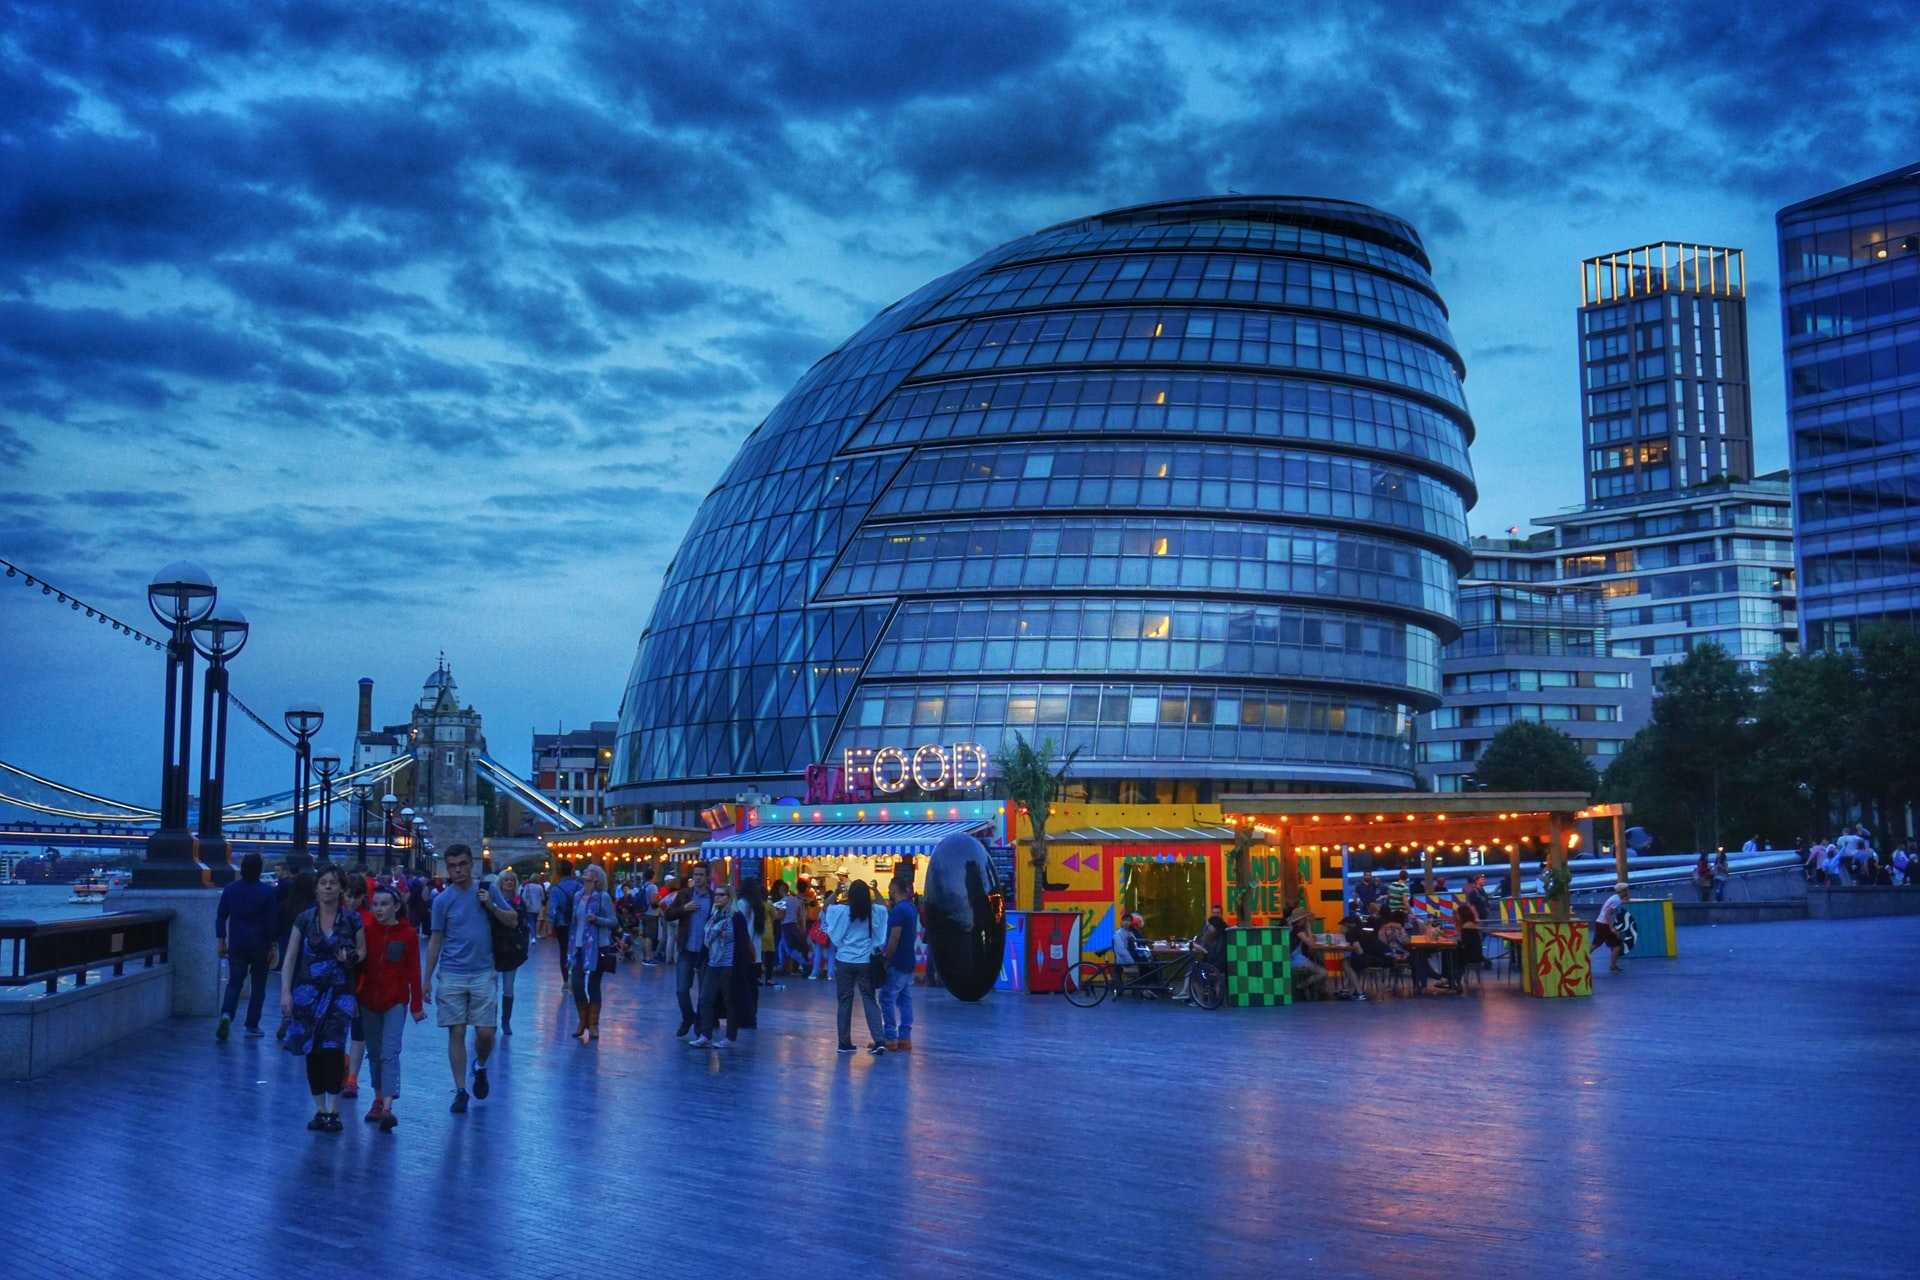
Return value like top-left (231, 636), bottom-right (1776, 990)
top-left (0, 910), bottom-right (174, 995)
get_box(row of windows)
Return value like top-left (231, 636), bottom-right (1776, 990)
top-left (1610, 629), bottom-right (1785, 659)
top-left (824, 517), bottom-right (1459, 615)
top-left (1608, 597), bottom-right (1790, 629)
top-left (1802, 540), bottom-right (1920, 588)
top-left (835, 680), bottom-right (1415, 772)
top-left (1585, 564), bottom-right (1790, 600)
top-left (1588, 442), bottom-right (1672, 472)
top-left (1592, 468), bottom-right (1667, 499)
top-left (926, 252), bottom-right (1457, 351)
top-left (1785, 256), bottom-right (1920, 341)
top-left (1586, 382), bottom-right (1669, 416)
top-left (866, 598), bottom-right (1442, 692)
top-left (1787, 317), bottom-right (1920, 400)
top-left (1581, 297), bottom-right (1665, 332)
top-left (850, 370), bottom-right (1472, 475)
top-left (1419, 736), bottom-right (1626, 765)
top-left (866, 441), bottom-right (1468, 541)
top-left (1013, 218), bottom-right (1437, 292)
top-left (1556, 499), bottom-right (1789, 547)
top-left (1428, 703), bottom-right (1623, 729)
top-left (1588, 407), bottom-right (1671, 445)
top-left (1793, 385), bottom-right (1920, 464)
top-left (1447, 627), bottom-right (1600, 658)
top-left (1796, 456), bottom-right (1920, 526)
top-left (1780, 200), bottom-right (1920, 284)
top-left (1442, 668), bottom-right (1635, 694)
top-left (915, 308), bottom-right (1467, 409)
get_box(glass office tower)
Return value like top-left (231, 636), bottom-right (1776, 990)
top-left (609, 197), bottom-right (1479, 820)
top-left (1578, 243), bottom-right (1755, 504)
top-left (1777, 162), bottom-right (1920, 650)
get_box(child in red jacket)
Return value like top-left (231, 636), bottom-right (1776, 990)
top-left (359, 885), bottom-right (425, 1132)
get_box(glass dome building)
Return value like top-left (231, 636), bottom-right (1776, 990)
top-left (610, 197), bottom-right (1477, 819)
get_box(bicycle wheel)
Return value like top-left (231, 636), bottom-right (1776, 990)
top-left (1190, 961), bottom-right (1226, 1010)
top-left (1063, 961), bottom-right (1111, 1008)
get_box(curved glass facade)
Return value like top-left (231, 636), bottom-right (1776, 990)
top-left (611, 196), bottom-right (1477, 807)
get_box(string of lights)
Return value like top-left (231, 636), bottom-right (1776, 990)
top-left (0, 555), bottom-right (166, 648)
top-left (228, 691), bottom-right (298, 749)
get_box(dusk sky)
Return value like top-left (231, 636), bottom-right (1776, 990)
top-left (3, 1), bottom-right (1916, 805)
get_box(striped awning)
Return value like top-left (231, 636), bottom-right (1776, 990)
top-left (696, 820), bottom-right (989, 860)
top-left (1049, 825), bottom-right (1237, 844)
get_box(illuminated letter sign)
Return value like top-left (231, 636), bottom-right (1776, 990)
top-left (844, 742), bottom-right (989, 795)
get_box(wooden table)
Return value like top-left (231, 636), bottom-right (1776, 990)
top-left (1407, 934), bottom-right (1465, 991)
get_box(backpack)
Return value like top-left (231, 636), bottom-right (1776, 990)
top-left (551, 880), bottom-right (578, 927)
top-left (1613, 903), bottom-right (1637, 954)
top-left (492, 899), bottom-right (530, 972)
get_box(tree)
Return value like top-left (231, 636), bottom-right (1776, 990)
top-left (1472, 721), bottom-right (1600, 793)
top-left (1848, 625), bottom-right (1920, 839)
top-left (991, 732), bottom-right (1079, 907)
top-left (1649, 643), bottom-right (1753, 852)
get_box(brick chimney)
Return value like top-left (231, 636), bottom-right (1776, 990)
top-left (358, 678), bottom-right (374, 735)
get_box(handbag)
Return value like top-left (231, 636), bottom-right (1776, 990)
top-left (491, 901), bottom-right (530, 973)
top-left (866, 910), bottom-right (888, 985)
top-left (597, 948), bottom-right (617, 975)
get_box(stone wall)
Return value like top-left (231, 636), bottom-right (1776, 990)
top-left (1806, 887), bottom-right (1920, 919)
top-left (0, 964), bottom-right (173, 1079)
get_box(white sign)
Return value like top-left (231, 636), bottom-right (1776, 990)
top-left (843, 742), bottom-right (989, 794)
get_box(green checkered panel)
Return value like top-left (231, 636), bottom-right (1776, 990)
top-left (1225, 926), bottom-right (1292, 1007)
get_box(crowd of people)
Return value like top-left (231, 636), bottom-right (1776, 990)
top-left (1798, 826), bottom-right (1913, 887)
top-left (212, 847), bottom-right (929, 1133)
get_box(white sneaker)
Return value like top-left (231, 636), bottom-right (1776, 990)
top-left (688, 1035), bottom-right (711, 1047)
top-left (712, 1038), bottom-right (731, 1050)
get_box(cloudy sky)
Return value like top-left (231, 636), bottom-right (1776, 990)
top-left (2, 0), bottom-right (1915, 805)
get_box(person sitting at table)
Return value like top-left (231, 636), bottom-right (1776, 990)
top-left (1377, 912), bottom-right (1424, 992)
top-left (1342, 912), bottom-right (1392, 994)
top-left (1456, 877), bottom-right (1486, 974)
top-left (1400, 909), bottom-right (1445, 993)
top-left (1284, 905), bottom-right (1332, 1000)
top-left (1113, 912), bottom-right (1151, 978)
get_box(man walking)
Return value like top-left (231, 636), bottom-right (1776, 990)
top-left (547, 859), bottom-right (582, 981)
top-left (521, 871), bottom-right (547, 941)
top-left (423, 844), bottom-right (519, 1113)
top-left (879, 877), bottom-right (918, 1051)
top-left (663, 862), bottom-right (712, 1039)
top-left (215, 851), bottom-right (280, 1040)
top-left (638, 867), bottom-right (662, 965)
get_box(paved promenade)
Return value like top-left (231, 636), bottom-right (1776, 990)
top-left (4, 917), bottom-right (1915, 1279)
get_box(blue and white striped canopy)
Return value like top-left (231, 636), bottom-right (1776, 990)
top-left (698, 820), bottom-right (988, 860)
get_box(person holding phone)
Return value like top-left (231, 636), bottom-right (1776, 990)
top-left (690, 882), bottom-right (737, 1048)
top-left (279, 864), bottom-right (366, 1133)
top-left (568, 863), bottom-right (618, 1042)
top-left (358, 884), bottom-right (424, 1132)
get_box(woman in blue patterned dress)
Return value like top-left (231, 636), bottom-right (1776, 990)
top-left (279, 865), bottom-right (366, 1133)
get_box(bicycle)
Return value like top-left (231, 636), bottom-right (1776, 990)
top-left (1063, 950), bottom-right (1224, 1010)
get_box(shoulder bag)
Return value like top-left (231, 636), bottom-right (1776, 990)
top-left (867, 909), bottom-right (889, 985)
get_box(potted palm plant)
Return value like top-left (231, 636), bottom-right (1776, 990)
top-left (991, 732), bottom-right (1079, 909)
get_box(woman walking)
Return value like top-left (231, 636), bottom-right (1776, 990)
top-left (358, 884), bottom-right (423, 1132)
top-left (568, 864), bottom-right (617, 1042)
top-left (692, 882), bottom-right (737, 1048)
top-left (729, 881), bottom-right (762, 1039)
top-left (495, 868), bottom-right (532, 1035)
top-left (825, 879), bottom-right (889, 1055)
top-left (279, 865), bottom-right (365, 1132)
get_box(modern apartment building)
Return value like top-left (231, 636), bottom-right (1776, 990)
top-left (1579, 243), bottom-right (1755, 504)
top-left (532, 721), bottom-right (617, 823)
top-left (1416, 556), bottom-right (1652, 793)
top-left (1777, 161), bottom-right (1920, 649)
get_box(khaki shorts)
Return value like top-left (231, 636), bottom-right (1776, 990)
top-left (434, 968), bottom-right (498, 1028)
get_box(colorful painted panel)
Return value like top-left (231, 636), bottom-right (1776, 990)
top-left (1521, 919), bottom-right (1592, 998)
top-left (1225, 925), bottom-right (1291, 1007)
top-left (1623, 899), bottom-right (1677, 957)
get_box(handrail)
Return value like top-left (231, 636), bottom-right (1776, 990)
top-left (0, 909), bottom-right (174, 995)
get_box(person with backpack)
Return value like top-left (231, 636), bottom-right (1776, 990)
top-left (424, 845), bottom-right (519, 1115)
top-left (492, 869), bottom-right (533, 1035)
top-left (567, 863), bottom-right (618, 1042)
top-left (1591, 881), bottom-right (1632, 974)
top-left (546, 859), bottom-right (582, 982)
top-left (638, 867), bottom-right (663, 964)
top-left (825, 879), bottom-right (889, 1056)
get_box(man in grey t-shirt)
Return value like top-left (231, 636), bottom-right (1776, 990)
top-left (425, 844), bottom-right (520, 1114)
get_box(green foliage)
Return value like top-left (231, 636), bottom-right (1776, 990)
top-left (1600, 630), bottom-right (1920, 850)
top-left (1472, 720), bottom-right (1600, 793)
top-left (991, 732), bottom-right (1080, 902)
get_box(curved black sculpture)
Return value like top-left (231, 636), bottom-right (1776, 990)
top-left (924, 831), bottom-right (1004, 1002)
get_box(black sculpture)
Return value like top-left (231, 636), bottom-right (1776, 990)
top-left (923, 830), bottom-right (1005, 1002)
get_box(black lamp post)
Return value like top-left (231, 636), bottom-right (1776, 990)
top-left (399, 806), bottom-right (415, 873)
top-left (284, 704), bottom-right (323, 867)
top-left (411, 815), bottom-right (427, 874)
top-left (190, 602), bottom-right (249, 884)
top-left (314, 752), bottom-right (341, 864)
top-left (353, 782), bottom-right (371, 866)
top-left (380, 792), bottom-right (397, 872)
top-left (139, 562), bottom-right (217, 888)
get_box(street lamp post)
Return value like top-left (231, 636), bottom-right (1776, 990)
top-left (314, 752), bottom-right (341, 864)
top-left (284, 704), bottom-right (323, 867)
top-left (138, 562), bottom-right (217, 888)
top-left (190, 603), bottom-right (249, 884)
top-left (353, 783), bottom-right (371, 866)
top-left (399, 807), bottom-right (415, 873)
top-left (411, 816), bottom-right (427, 874)
top-left (380, 792), bottom-right (397, 872)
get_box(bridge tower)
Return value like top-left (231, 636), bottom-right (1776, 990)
top-left (412, 655), bottom-right (488, 858)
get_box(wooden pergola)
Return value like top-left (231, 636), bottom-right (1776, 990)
top-left (1219, 792), bottom-right (1631, 916)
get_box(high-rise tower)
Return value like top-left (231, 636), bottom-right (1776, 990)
top-left (1578, 243), bottom-right (1754, 504)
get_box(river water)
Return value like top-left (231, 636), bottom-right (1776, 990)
top-left (0, 884), bottom-right (110, 923)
